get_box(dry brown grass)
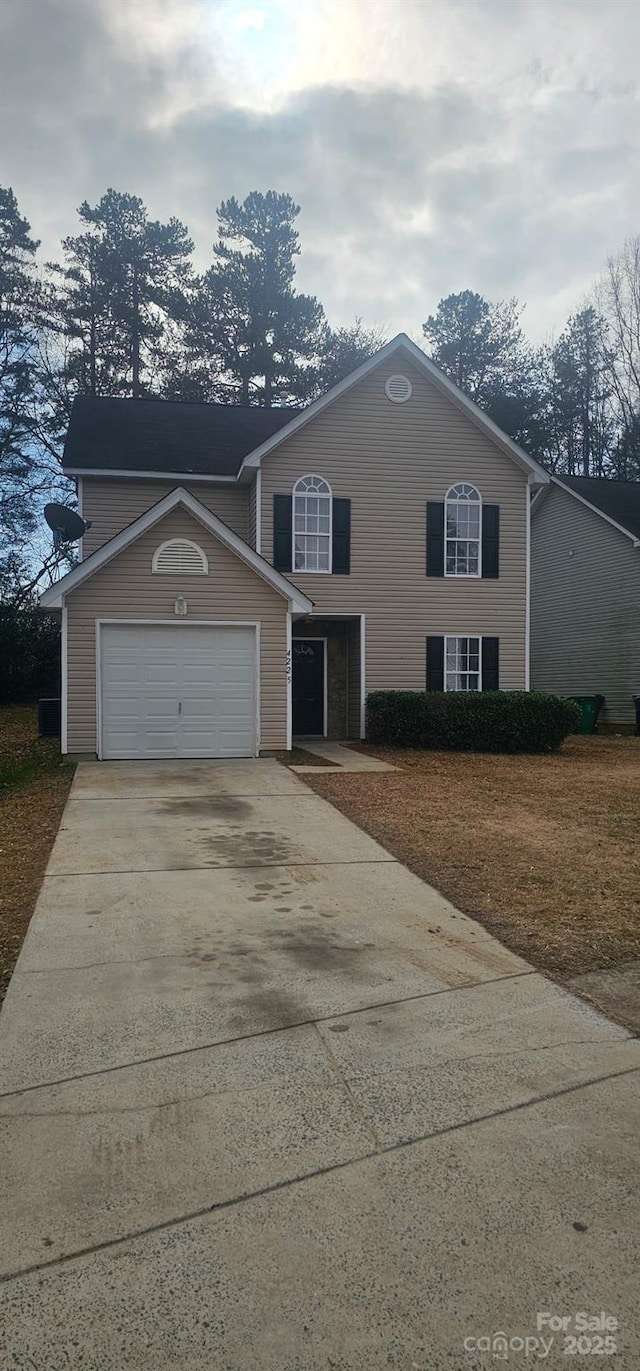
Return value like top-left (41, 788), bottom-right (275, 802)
top-left (0, 707), bottom-right (75, 1003)
top-left (307, 736), bottom-right (640, 980)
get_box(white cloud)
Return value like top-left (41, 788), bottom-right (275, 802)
top-left (0, 0), bottom-right (638, 341)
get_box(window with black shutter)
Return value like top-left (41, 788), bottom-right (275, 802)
top-left (482, 637), bottom-right (500, 690)
top-left (481, 505), bottom-right (500, 578)
top-left (332, 498), bottom-right (351, 574)
top-left (273, 494), bottom-right (292, 572)
top-left (426, 635), bottom-right (445, 691)
top-left (426, 502), bottom-right (445, 576)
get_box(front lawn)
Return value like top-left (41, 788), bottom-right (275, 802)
top-left (0, 707), bottom-right (75, 1004)
top-left (306, 736), bottom-right (640, 986)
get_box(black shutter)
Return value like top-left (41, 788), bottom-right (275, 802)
top-left (482, 637), bottom-right (499, 691)
top-left (426, 502), bottom-right (445, 576)
top-left (481, 504), bottom-right (500, 578)
top-left (332, 498), bottom-right (351, 574)
top-left (273, 494), bottom-right (292, 572)
top-left (426, 636), bottom-right (445, 691)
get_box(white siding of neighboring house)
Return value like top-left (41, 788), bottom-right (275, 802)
top-left (531, 483), bottom-right (640, 724)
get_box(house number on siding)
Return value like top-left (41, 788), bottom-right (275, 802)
top-left (286, 649), bottom-right (292, 682)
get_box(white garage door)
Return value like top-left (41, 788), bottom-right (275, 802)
top-left (100, 624), bottom-right (257, 759)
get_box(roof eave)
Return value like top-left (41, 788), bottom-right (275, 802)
top-left (63, 467), bottom-right (238, 483)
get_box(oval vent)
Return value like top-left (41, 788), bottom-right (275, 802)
top-left (384, 374), bottom-right (413, 404)
top-left (151, 538), bottom-right (208, 575)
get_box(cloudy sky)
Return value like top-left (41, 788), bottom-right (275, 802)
top-left (1, 0), bottom-right (638, 340)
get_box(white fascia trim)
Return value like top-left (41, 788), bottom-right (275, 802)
top-left (286, 612), bottom-right (292, 750)
top-left (255, 468), bottom-right (262, 555)
top-left (239, 333), bottom-right (551, 486)
top-left (39, 486), bottom-right (313, 614)
top-left (525, 485), bottom-right (531, 690)
top-left (61, 606), bottom-right (68, 753)
top-left (64, 468), bottom-right (237, 483)
top-left (551, 476), bottom-right (640, 547)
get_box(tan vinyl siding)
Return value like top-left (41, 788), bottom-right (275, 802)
top-left (531, 484), bottom-right (640, 724)
top-left (81, 479), bottom-right (249, 555)
top-left (261, 354), bottom-right (529, 693)
top-left (66, 508), bottom-right (287, 753)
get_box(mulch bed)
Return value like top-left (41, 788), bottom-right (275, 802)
top-left (306, 737), bottom-right (640, 985)
top-left (0, 708), bottom-right (75, 1004)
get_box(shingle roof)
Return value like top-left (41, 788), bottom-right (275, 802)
top-left (63, 395), bottom-right (301, 478)
top-left (558, 475), bottom-right (640, 541)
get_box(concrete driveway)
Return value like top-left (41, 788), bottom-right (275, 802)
top-left (0, 759), bottom-right (638, 1368)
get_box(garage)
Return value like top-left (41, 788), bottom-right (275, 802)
top-left (99, 623), bottom-right (258, 759)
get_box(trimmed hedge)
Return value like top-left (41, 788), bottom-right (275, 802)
top-left (366, 690), bottom-right (581, 754)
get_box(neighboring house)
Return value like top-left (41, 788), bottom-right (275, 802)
top-left (40, 335), bottom-right (549, 759)
top-left (531, 475), bottom-right (640, 726)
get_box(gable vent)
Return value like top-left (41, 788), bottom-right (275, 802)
top-left (152, 538), bottom-right (209, 575)
top-left (385, 374), bottom-right (413, 404)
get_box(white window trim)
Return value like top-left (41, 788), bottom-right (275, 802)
top-left (444, 483), bottom-right (482, 579)
top-left (61, 605), bottom-right (68, 754)
top-left (152, 538), bottom-right (209, 575)
top-left (293, 474), bottom-right (332, 575)
top-left (444, 634), bottom-right (483, 692)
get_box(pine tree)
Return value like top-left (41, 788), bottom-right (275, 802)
top-left (422, 289), bottom-right (549, 458)
top-left (50, 190), bottom-right (194, 400)
top-left (317, 319), bottom-right (387, 394)
top-left (0, 187), bottom-right (42, 597)
top-left (546, 308), bottom-right (614, 476)
top-left (423, 290), bottom-right (526, 403)
top-left (185, 192), bottom-right (325, 405)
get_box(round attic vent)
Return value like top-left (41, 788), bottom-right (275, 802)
top-left (385, 374), bottom-right (413, 403)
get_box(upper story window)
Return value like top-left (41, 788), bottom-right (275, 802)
top-left (445, 483), bottom-right (481, 576)
top-left (293, 475), bottom-right (332, 573)
top-left (151, 538), bottom-right (208, 575)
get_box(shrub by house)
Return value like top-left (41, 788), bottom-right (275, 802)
top-left (366, 690), bottom-right (581, 754)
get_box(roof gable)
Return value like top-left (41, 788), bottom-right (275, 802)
top-left (239, 334), bottom-right (550, 485)
top-left (551, 475), bottom-right (640, 543)
top-left (39, 487), bottom-right (313, 612)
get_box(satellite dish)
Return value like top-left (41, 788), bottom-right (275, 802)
top-left (44, 503), bottom-right (92, 549)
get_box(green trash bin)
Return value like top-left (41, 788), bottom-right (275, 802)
top-left (569, 695), bottom-right (605, 735)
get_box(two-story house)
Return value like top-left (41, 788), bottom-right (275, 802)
top-left (40, 335), bottom-right (549, 759)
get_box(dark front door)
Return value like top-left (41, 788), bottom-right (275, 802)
top-left (292, 639), bottom-right (325, 735)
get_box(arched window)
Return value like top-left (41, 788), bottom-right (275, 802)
top-left (151, 538), bottom-right (209, 575)
top-left (293, 475), bottom-right (332, 572)
top-left (445, 483), bottom-right (481, 577)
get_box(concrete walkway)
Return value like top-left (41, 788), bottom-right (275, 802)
top-left (0, 758), bottom-right (638, 1368)
top-left (292, 737), bottom-right (399, 771)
